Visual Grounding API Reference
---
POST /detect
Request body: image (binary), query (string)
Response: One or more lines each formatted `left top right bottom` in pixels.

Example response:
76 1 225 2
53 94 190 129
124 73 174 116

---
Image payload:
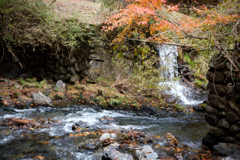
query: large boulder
31 91 53 106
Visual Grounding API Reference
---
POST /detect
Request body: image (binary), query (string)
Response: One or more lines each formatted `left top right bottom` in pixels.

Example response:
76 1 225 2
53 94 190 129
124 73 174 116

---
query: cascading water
157 45 204 105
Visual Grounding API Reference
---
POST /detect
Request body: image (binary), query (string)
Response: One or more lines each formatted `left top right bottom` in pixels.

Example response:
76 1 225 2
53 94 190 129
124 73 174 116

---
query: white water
157 45 203 105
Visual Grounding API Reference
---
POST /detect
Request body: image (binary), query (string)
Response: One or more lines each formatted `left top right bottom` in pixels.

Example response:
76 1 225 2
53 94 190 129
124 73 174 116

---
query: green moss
18 78 25 85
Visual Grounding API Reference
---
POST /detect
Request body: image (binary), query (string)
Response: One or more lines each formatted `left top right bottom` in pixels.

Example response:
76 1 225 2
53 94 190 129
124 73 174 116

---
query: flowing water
0 102 207 159
158 45 206 105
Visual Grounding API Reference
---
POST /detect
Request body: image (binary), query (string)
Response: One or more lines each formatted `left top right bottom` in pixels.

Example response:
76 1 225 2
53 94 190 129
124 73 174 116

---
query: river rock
100 117 119 125
100 133 117 141
139 103 159 115
136 145 158 160
213 143 240 159
75 121 89 128
55 80 66 92
102 145 133 160
31 91 53 106
77 139 102 151
0 62 23 79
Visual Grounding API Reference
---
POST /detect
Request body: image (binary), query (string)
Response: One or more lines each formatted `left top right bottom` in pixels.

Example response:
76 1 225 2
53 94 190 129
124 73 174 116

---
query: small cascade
157 45 204 105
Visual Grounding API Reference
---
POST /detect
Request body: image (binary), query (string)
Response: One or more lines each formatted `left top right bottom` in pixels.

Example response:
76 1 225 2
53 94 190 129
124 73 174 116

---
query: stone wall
0 30 116 84
202 53 240 147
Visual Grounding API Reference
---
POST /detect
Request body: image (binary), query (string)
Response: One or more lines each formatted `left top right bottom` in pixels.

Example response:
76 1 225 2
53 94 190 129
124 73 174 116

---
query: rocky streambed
0 102 210 160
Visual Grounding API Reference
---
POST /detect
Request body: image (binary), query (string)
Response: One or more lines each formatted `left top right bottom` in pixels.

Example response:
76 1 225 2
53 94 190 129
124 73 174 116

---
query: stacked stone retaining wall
203 53 240 147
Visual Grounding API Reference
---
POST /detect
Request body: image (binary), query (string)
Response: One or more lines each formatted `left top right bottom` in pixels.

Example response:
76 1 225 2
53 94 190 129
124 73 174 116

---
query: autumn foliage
103 0 239 44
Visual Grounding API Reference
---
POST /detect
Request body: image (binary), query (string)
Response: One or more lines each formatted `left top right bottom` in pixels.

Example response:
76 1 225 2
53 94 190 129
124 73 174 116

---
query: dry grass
45 0 108 24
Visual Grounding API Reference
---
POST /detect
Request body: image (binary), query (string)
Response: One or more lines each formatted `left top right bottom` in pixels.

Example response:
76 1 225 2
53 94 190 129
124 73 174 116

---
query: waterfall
157 45 203 105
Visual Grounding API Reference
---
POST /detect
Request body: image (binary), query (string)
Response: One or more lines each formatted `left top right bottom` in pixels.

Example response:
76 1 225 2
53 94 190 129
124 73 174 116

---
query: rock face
203 53 240 148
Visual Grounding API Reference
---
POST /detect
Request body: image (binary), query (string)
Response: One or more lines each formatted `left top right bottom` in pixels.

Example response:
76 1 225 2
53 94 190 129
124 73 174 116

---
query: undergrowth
0 0 96 62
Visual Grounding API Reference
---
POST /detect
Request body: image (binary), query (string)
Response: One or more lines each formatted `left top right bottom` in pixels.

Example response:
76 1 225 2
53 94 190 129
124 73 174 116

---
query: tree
103 0 240 70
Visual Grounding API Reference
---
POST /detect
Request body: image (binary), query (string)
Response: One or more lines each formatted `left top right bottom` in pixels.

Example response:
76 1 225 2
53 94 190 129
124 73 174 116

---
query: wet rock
0 62 23 79
55 80 66 92
31 91 53 106
100 133 117 141
102 145 133 160
193 105 205 112
75 121 89 128
139 103 159 115
77 139 102 151
100 117 119 125
136 145 158 160
213 143 240 158
164 133 178 147
109 142 120 149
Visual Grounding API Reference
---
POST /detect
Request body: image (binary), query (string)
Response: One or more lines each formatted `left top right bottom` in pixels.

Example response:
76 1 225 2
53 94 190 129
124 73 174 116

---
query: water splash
157 45 203 105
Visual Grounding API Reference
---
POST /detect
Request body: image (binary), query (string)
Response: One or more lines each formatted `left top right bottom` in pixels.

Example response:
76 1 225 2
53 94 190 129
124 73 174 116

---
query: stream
0 101 207 160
